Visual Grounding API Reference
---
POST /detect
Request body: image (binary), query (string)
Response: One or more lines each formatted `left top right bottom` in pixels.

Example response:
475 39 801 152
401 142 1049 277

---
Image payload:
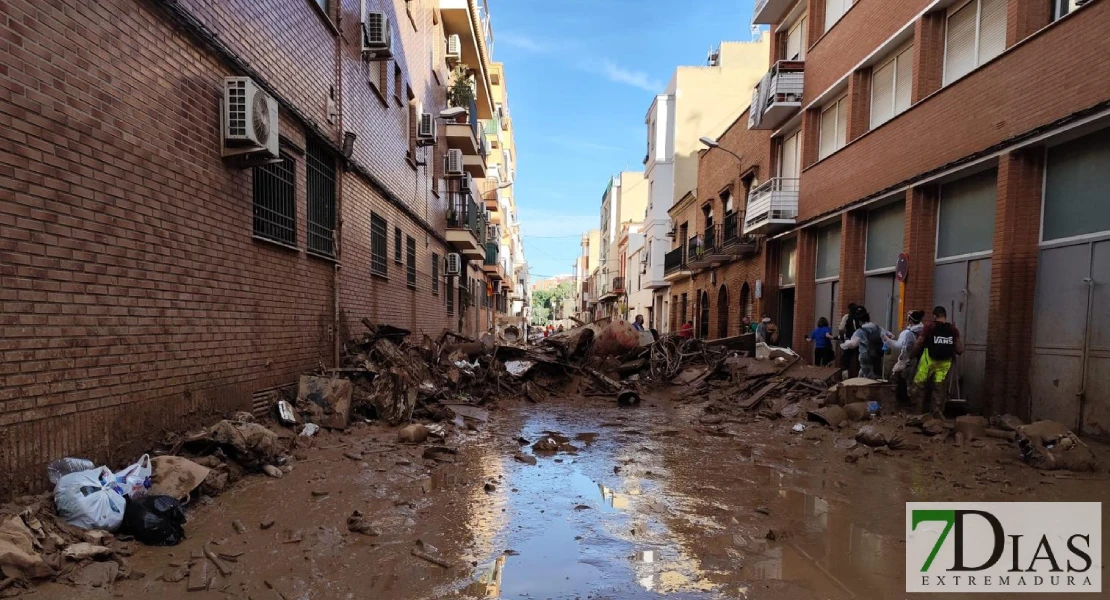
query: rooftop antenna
750 23 762 41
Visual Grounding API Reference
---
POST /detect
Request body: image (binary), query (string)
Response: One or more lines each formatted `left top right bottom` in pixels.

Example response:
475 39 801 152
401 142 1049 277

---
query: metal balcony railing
687 234 702 263
749 61 804 130
664 247 685 274
703 225 717 253
484 242 498 266
612 276 625 292
762 61 804 109
447 190 484 241
723 212 739 243
745 177 800 233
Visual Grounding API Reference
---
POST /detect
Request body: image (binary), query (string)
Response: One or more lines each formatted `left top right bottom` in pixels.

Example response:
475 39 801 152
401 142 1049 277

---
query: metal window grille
406 236 416 288
306 138 336 257
447 275 455 314
394 227 402 262
370 213 387 276
432 253 440 295
252 153 296 245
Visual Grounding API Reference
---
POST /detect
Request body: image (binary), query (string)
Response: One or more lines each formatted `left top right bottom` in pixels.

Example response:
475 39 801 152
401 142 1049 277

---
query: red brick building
734 0 1110 433
0 0 517 493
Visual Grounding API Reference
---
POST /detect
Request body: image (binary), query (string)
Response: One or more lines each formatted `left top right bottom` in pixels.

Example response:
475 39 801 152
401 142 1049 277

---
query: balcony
483 118 501 149
664 246 690 280
482 242 503 280
445 99 489 178
722 212 759 256
440 0 494 119
748 61 805 131
744 178 799 235
446 190 486 259
753 0 799 25
611 276 625 294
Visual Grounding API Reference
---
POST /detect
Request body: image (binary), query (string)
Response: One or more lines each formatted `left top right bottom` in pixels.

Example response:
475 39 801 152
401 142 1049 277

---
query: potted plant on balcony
447 64 475 122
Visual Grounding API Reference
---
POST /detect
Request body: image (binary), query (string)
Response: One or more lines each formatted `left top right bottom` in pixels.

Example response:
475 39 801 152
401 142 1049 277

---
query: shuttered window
781 131 801 178
819 96 847 160
431 253 440 295
406 236 417 288
944 0 1007 85
252 153 297 246
870 45 914 130
785 15 807 60
370 214 387 276
306 138 336 257
824 0 853 32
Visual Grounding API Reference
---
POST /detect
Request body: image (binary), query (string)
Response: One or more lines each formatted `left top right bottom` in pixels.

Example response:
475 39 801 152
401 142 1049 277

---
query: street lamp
699 136 743 164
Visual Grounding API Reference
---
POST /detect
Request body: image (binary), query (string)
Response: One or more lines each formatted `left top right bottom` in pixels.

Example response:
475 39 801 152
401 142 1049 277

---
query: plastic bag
54 467 126 531
121 495 186 546
111 454 152 498
47 457 95 485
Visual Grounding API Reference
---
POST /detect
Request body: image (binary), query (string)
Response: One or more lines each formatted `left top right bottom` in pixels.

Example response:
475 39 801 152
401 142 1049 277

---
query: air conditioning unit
446 253 462 275
360 3 393 58
221 77 279 165
417 113 437 146
445 149 464 176
446 34 461 62
459 173 473 192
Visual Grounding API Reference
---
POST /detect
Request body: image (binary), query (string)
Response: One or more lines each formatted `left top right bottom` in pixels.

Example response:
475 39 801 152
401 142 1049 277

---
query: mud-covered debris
412 540 451 569
149 456 211 501
617 390 641 406
62 542 112 561
845 446 871 463
1016 420 1098 472
992 414 1025 432
261 465 283 479
343 450 364 461
164 564 189 583
181 420 284 470
398 424 430 444
954 415 989 444
422 446 457 462
513 453 537 466
755 506 771 515
791 423 806 433
346 511 380 536
297 376 353 430
573 504 591 511
483 482 496 492
231 520 247 534
259 520 275 530
807 406 847 428
281 530 303 544
834 438 858 450
843 402 874 421
532 438 559 453
202 542 233 577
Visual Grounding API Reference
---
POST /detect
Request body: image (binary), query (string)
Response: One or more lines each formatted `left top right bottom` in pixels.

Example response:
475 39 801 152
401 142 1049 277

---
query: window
394 227 402 262
306 138 336 257
818 96 847 160
369 61 387 101
937 169 997 258
780 130 801 178
432 253 440 295
865 202 905 272
870 44 914 129
824 0 854 32
393 64 403 105
1054 0 1085 20
407 93 418 161
785 14 808 60
1043 127 1110 241
943 0 1006 85
722 189 733 214
447 275 455 313
406 236 417 288
371 214 388 276
815 224 842 280
252 153 296 246
313 0 329 16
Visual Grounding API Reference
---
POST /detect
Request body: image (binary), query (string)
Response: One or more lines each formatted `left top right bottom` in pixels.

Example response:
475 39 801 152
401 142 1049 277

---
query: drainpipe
332 7 344 368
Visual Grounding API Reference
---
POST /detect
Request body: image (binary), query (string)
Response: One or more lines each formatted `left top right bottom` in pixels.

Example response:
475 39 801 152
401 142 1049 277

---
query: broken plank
739 379 783 410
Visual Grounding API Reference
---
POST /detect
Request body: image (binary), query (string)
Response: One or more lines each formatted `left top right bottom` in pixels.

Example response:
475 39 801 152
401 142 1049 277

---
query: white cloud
594 60 663 92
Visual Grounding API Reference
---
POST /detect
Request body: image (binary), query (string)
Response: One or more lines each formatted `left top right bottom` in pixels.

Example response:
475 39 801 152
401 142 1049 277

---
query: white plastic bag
54 467 126 531
111 454 152 498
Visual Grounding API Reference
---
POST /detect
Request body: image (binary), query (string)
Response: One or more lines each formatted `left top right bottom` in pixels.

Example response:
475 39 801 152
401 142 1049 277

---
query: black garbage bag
122 494 187 546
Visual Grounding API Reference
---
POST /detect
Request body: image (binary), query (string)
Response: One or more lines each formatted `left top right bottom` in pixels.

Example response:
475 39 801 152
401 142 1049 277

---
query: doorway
934 258 991 410
699 290 710 339
778 288 795 347
1031 240 1110 437
717 285 729 338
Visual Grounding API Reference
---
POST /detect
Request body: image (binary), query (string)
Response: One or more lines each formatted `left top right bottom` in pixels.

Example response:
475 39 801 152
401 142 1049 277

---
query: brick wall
799 3 1110 221
902 184 939 311
0 0 485 495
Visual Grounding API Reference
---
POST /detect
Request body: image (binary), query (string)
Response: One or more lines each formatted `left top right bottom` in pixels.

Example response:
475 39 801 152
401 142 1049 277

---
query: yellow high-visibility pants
913 349 951 385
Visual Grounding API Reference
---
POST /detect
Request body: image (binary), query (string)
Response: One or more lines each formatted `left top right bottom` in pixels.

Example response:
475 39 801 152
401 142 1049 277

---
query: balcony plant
447 64 475 113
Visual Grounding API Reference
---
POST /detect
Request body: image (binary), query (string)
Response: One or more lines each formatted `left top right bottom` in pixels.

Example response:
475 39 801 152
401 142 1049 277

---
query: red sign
896 253 909 282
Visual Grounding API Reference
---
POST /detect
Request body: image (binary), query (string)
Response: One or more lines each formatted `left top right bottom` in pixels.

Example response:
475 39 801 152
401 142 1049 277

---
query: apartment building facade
739 0 1110 433
0 0 524 493
596 172 649 320
641 39 770 333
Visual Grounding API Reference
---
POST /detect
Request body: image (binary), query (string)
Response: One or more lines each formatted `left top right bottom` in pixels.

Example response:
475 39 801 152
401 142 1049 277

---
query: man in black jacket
910 306 964 415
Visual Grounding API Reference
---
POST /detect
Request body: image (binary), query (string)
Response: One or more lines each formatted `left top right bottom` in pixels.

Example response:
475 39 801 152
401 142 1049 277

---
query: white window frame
870 43 914 129
824 0 854 33
1054 0 1084 20
818 95 848 161
779 129 802 179
785 13 808 60
942 0 1006 86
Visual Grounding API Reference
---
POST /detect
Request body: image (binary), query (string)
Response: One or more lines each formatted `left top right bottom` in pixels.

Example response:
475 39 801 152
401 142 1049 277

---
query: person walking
755 316 773 344
806 317 834 366
838 303 863 378
839 309 889 379
678 320 694 339
884 310 925 407
911 306 963 415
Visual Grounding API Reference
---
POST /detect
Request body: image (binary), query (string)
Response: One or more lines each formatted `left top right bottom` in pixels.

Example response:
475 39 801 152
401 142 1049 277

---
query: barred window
370 213 387 276
252 153 296 246
394 227 402 262
446 275 455 314
306 138 336 257
406 235 416 288
431 253 440 295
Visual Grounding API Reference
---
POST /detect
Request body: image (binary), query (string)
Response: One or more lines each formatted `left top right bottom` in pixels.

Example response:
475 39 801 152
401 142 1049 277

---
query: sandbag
54 467 126 532
121 495 186 546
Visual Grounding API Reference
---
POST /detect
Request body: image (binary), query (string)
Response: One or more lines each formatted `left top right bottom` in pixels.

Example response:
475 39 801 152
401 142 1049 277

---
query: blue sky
491 0 759 283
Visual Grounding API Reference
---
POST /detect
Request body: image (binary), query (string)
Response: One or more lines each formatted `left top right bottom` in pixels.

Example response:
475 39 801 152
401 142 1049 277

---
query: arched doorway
699 290 710 339
739 282 753 325
717 285 729 338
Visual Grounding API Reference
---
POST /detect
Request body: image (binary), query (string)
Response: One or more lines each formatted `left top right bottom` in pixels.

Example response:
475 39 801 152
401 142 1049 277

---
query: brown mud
20 392 1110 599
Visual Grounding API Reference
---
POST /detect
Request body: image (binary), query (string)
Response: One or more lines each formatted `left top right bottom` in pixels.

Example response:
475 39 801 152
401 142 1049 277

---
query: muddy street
19 390 1109 600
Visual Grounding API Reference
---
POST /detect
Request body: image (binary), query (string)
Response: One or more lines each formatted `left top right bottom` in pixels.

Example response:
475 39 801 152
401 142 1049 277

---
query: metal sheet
934 259 992 407
1082 241 1110 437
1031 244 1090 429
778 288 795 348
864 274 898 332
814 281 836 328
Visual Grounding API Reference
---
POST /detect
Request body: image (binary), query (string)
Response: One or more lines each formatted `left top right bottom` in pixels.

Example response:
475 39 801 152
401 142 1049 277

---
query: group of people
806 303 963 415
539 324 565 338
